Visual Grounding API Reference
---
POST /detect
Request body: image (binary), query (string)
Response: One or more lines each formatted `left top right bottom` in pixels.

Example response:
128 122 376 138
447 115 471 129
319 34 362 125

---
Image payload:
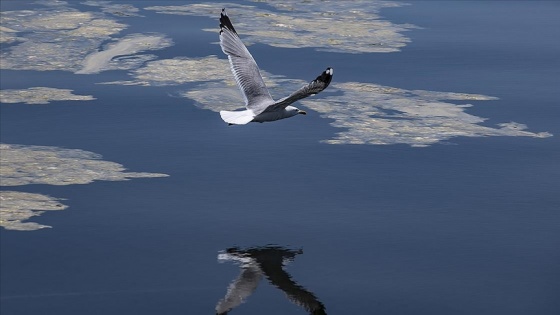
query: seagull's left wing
266 67 333 112
220 9 274 114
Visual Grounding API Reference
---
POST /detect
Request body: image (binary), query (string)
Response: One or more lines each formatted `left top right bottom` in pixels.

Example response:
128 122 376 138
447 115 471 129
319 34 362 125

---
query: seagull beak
298 110 307 115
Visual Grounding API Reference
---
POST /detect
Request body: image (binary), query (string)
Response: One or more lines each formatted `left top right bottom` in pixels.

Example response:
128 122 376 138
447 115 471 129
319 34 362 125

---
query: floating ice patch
0 143 168 231
0 26 19 44
101 55 306 112
76 34 173 74
101 56 232 86
102 54 550 146
0 6 125 71
0 2 171 73
181 82 245 113
144 0 417 54
182 72 306 112
0 191 67 231
0 143 168 187
82 1 142 17
0 87 95 104
300 82 552 146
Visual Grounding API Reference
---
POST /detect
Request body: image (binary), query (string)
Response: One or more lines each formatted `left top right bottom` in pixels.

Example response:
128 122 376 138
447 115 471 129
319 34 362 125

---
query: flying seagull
218 9 333 125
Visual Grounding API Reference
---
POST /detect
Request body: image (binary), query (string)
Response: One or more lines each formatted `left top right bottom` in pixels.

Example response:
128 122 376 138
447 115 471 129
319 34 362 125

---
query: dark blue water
1 1 559 314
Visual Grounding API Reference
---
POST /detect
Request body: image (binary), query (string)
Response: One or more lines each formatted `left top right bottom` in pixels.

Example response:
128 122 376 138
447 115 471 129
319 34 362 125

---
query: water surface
1 1 559 314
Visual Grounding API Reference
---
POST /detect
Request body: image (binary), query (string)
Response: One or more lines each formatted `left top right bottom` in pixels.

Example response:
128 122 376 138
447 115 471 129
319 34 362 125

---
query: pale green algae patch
0 144 168 231
0 87 95 104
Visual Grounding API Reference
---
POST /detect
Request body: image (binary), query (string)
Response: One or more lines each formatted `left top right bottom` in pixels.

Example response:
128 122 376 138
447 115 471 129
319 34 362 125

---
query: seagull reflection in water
215 245 327 315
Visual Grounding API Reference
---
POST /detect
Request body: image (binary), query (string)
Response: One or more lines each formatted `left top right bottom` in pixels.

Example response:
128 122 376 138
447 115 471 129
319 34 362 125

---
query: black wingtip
219 8 237 35
314 67 333 88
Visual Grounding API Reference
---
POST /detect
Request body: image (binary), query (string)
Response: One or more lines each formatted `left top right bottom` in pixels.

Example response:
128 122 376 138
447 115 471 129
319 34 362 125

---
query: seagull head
286 105 307 116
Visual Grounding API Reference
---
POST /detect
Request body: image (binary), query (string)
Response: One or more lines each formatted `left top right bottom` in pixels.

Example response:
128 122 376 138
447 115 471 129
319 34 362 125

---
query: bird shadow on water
215 245 326 315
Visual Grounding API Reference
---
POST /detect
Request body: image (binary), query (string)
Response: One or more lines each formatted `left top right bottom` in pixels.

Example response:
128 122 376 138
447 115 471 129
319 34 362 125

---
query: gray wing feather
220 9 273 114
267 67 333 112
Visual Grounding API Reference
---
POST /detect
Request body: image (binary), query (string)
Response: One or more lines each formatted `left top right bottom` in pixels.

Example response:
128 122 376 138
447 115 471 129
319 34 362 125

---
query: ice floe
0 3 170 73
0 87 95 104
0 143 168 187
82 1 142 17
101 55 550 146
0 143 168 231
301 82 552 146
76 34 173 74
0 191 67 231
145 1 417 54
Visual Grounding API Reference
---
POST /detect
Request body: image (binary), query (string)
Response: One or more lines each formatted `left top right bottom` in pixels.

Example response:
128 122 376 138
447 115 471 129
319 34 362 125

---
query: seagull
218 9 333 125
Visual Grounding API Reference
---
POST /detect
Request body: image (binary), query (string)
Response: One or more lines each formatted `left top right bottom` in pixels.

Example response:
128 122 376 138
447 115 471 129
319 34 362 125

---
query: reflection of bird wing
215 264 264 315
260 264 327 315
267 68 333 112
219 9 274 114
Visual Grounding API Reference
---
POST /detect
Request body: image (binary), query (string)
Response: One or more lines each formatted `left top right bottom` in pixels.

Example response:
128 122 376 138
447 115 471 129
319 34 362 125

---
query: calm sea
1 1 559 314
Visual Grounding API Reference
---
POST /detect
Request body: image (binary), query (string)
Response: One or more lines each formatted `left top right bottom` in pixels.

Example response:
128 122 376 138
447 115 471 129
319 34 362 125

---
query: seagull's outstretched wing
267 68 333 112
220 9 274 114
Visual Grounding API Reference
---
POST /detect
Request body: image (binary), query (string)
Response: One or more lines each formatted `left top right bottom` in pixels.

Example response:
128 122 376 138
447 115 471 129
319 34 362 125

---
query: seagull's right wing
267 68 333 112
220 9 274 114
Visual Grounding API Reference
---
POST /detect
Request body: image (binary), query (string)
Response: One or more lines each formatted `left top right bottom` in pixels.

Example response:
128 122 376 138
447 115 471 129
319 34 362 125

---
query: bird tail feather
220 110 254 125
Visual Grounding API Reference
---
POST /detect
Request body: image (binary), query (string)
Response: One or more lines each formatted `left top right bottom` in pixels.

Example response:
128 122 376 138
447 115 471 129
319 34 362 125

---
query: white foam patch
0 191 67 231
144 1 417 54
0 87 95 104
